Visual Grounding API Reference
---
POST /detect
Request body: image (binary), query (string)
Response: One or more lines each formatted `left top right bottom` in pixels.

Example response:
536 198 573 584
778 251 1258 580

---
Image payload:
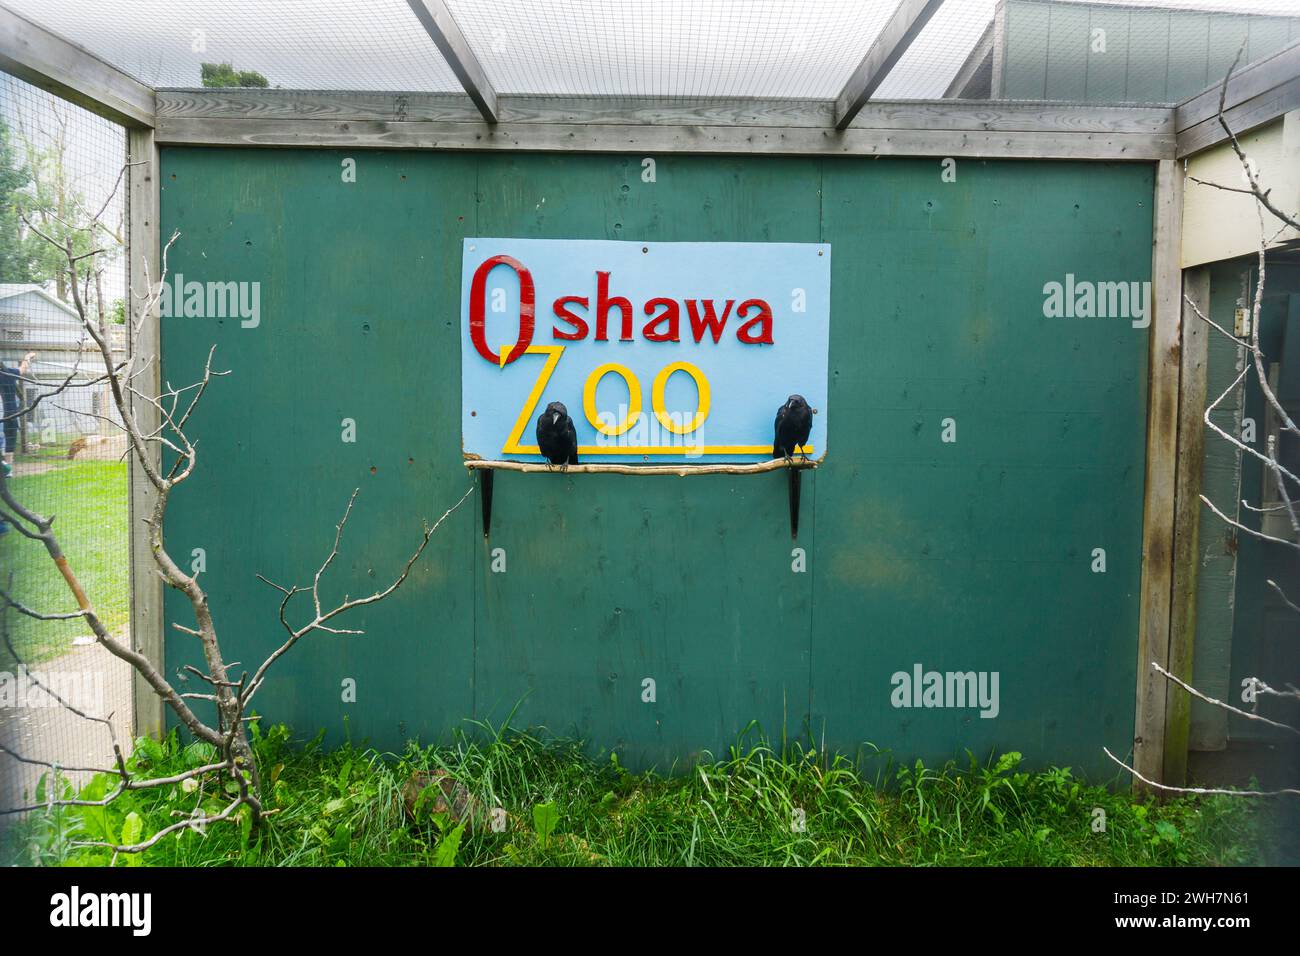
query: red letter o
469 255 535 365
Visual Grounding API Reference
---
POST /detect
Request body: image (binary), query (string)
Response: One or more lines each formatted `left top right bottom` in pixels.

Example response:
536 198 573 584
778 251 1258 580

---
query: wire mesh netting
996 0 1299 104
878 0 1300 101
874 0 1001 100
0 72 134 824
4 0 463 92
445 0 899 98
7 0 1300 105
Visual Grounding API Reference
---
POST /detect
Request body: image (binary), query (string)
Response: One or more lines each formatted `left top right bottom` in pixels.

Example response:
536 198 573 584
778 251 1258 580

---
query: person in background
0 351 36 469
0 352 35 535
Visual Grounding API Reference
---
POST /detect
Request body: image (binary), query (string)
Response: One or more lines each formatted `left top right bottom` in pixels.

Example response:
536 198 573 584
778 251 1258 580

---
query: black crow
773 394 812 461
536 400 579 468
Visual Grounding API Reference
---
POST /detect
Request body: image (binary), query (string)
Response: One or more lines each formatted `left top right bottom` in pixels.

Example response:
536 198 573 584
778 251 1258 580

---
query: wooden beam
156 89 1176 135
1176 39 1300 132
1132 159 1185 791
989 0 1008 99
154 116 1173 160
1176 74 1300 159
1175 39 1300 157
404 0 497 124
835 0 944 130
943 19 994 99
1164 266 1210 787
156 89 479 124
0 3 154 127
126 127 164 739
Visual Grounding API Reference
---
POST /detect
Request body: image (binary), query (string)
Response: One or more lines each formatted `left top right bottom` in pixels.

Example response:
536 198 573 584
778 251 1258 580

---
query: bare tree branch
1105 748 1300 797
1153 661 1299 736
1268 579 1300 616
247 483 475 706
6 162 472 851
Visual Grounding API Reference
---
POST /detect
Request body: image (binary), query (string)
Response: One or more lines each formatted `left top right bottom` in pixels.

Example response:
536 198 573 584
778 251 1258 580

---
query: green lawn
5 723 1278 867
0 460 129 665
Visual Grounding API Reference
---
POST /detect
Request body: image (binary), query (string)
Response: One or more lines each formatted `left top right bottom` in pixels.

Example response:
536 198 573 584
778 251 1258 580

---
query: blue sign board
460 238 830 463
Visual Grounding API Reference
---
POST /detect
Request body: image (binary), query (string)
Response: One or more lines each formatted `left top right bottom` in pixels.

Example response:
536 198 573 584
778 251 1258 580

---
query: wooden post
1132 159 1185 790
1164 266 1210 786
127 127 164 739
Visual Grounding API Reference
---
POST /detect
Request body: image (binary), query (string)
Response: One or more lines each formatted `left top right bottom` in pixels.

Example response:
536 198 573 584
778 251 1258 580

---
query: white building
0 283 127 449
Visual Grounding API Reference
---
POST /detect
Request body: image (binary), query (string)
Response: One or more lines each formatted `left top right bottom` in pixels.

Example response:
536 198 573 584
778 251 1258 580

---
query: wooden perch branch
464 458 819 476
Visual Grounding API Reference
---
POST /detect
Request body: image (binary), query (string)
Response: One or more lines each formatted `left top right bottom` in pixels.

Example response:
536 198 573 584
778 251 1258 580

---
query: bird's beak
552 412 560 424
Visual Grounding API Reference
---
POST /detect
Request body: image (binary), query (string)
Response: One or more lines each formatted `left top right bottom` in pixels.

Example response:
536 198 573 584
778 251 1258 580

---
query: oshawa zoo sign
460 239 831 463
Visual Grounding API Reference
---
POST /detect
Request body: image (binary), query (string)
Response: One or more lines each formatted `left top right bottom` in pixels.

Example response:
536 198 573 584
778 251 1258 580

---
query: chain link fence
0 71 134 835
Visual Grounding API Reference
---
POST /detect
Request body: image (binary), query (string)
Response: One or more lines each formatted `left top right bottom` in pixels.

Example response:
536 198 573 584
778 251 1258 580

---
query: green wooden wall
159 148 1153 778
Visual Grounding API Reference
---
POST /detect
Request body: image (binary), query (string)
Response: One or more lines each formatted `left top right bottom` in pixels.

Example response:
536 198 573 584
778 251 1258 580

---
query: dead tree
0 169 473 855
1107 44 1299 797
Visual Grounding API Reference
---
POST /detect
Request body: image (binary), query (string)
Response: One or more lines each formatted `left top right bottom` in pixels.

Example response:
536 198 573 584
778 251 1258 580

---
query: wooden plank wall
156 148 1156 776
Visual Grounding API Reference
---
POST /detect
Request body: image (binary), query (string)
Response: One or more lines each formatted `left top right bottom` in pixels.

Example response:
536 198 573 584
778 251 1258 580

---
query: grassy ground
0 460 129 664
3 722 1276 867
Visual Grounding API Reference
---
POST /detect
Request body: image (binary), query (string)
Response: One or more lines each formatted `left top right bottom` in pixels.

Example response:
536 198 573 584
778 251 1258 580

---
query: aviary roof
5 0 1300 104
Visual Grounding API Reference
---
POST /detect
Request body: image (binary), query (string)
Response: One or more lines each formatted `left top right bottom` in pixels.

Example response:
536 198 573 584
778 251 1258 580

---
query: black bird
536 400 579 468
773 394 813 541
773 394 813 461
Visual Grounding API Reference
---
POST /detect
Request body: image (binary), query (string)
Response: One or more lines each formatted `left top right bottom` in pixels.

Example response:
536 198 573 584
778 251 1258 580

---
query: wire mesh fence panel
9 0 1300 105
0 72 133 828
878 0 1300 102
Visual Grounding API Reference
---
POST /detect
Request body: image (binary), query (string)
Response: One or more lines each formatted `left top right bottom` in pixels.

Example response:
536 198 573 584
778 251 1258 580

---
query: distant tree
200 62 270 88
10 105 115 303
0 118 41 283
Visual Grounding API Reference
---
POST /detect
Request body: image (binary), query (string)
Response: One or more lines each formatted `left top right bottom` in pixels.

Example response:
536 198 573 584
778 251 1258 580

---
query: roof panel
446 0 900 98
3 0 464 92
3 0 1299 104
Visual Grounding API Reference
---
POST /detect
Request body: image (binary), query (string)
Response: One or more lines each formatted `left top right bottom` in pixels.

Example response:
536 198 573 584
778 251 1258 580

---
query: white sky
6 0 1299 99
0 74 128 303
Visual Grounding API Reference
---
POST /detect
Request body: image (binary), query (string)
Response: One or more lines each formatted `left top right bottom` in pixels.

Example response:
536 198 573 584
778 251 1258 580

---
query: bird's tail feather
788 467 801 540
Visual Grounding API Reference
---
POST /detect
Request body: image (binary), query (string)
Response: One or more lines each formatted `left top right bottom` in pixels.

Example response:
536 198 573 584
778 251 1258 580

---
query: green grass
3 722 1275 867
0 460 129 664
